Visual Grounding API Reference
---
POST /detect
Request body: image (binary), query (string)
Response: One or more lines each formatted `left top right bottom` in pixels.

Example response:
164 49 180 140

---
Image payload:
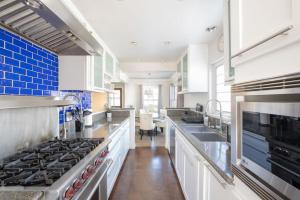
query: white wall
208 32 224 101
184 93 209 108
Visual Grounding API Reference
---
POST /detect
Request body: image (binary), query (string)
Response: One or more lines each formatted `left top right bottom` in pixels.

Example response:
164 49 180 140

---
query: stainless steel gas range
0 137 112 200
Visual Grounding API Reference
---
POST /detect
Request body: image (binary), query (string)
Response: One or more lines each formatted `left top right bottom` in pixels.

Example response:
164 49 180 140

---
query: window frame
215 64 231 115
110 88 122 108
142 85 159 113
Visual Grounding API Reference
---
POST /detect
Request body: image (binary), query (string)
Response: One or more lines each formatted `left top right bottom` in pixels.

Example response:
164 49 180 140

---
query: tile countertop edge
167 116 234 184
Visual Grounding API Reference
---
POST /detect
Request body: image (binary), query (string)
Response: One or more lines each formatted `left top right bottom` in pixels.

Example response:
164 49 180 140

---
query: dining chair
139 113 156 140
155 109 167 135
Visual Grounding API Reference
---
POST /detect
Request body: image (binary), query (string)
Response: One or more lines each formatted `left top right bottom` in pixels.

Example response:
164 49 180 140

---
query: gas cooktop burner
0 138 104 186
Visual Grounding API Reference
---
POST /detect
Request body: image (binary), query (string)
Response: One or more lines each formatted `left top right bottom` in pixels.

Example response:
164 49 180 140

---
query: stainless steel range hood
0 0 103 55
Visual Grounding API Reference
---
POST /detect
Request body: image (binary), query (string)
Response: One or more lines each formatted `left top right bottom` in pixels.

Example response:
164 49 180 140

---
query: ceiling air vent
0 0 102 55
232 73 300 93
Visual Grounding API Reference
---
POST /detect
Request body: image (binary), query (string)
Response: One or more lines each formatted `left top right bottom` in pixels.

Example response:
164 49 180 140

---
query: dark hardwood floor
109 147 185 200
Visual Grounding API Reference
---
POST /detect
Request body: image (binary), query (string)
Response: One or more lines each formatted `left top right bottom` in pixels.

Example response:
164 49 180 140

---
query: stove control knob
87 165 95 174
81 170 89 182
73 179 82 191
64 186 75 200
100 151 107 157
94 158 102 167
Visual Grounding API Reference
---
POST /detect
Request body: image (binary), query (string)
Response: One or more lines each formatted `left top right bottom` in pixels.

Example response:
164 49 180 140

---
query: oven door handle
266 158 300 179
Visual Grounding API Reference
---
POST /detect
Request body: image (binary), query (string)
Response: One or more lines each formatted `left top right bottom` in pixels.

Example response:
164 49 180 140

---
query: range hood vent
0 0 103 55
232 73 300 93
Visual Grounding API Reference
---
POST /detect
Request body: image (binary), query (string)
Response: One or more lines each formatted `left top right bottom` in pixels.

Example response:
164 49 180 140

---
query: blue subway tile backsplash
0 27 92 124
0 28 58 96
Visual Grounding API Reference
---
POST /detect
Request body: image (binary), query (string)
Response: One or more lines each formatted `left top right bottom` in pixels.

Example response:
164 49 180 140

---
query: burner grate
0 138 104 186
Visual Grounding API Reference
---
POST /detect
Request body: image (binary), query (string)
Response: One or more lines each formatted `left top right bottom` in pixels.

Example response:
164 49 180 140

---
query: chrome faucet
61 94 83 138
204 99 222 135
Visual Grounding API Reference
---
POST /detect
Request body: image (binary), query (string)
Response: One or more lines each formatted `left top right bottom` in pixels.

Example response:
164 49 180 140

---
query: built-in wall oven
241 101 300 199
231 73 300 200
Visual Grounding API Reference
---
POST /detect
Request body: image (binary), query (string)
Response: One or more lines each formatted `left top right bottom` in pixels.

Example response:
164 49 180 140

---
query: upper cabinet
59 56 92 91
177 45 208 93
228 0 300 66
59 55 113 92
104 52 114 77
93 55 104 89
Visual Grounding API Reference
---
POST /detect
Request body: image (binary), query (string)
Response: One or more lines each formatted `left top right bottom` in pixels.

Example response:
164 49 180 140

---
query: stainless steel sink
191 132 226 142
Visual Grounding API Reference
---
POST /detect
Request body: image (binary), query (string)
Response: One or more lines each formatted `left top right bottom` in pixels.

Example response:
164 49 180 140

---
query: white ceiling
71 0 223 62
127 71 174 79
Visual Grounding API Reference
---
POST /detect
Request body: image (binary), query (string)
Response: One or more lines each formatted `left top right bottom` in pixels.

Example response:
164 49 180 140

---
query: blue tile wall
0 28 92 124
0 28 58 95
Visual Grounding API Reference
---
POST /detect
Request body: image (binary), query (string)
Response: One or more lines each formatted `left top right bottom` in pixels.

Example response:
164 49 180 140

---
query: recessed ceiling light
130 41 137 46
164 41 171 46
206 26 217 32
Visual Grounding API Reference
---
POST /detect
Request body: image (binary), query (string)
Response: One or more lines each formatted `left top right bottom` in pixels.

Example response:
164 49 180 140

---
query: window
143 85 159 113
109 88 122 108
216 65 231 113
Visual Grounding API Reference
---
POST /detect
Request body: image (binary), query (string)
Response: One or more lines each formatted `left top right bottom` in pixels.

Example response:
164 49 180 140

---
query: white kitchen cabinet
175 135 185 184
104 52 114 77
206 166 234 200
229 0 300 67
175 130 203 200
112 60 121 82
92 55 104 89
177 45 208 93
107 120 130 198
59 55 114 92
183 145 199 200
174 128 258 200
59 56 92 91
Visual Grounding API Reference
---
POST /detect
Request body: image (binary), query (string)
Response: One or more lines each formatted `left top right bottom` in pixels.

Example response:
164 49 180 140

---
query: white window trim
209 58 231 120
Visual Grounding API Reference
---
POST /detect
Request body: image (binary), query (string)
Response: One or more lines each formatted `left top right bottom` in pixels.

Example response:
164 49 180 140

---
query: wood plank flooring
109 147 185 200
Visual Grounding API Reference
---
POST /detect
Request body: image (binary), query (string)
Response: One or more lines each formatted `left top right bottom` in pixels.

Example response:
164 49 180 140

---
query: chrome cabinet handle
232 25 294 58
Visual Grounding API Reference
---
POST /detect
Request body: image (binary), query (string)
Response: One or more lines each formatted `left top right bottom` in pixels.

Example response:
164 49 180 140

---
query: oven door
239 101 300 199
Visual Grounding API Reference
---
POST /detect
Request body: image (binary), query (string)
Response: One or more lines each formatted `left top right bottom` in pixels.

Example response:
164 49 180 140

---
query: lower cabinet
107 120 130 197
175 137 185 184
175 128 257 200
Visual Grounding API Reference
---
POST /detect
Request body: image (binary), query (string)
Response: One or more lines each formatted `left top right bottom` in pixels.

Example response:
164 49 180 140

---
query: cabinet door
105 52 114 76
182 54 188 91
184 149 198 200
93 55 103 89
175 138 184 184
198 160 206 200
231 0 292 55
207 166 232 200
